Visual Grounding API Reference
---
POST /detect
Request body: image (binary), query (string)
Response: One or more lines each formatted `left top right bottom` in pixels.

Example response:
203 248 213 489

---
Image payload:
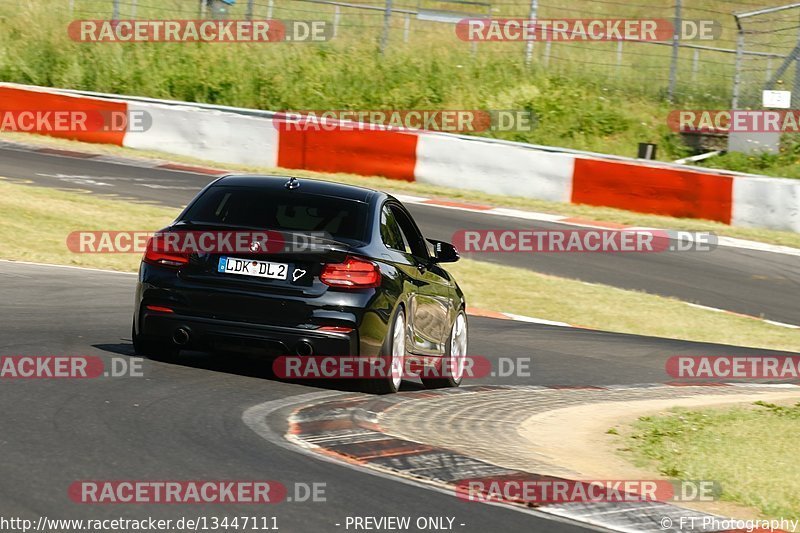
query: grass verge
3 131 800 250
1 179 797 352
623 401 800 524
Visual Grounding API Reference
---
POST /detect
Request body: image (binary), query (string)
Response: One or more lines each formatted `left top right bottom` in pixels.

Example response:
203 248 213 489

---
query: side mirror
427 239 460 263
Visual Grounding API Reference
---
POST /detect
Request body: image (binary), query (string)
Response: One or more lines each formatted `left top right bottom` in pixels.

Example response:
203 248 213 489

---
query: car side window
390 205 429 260
380 205 410 254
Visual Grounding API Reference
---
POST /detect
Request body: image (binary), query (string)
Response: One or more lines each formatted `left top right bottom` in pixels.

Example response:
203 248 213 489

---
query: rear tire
132 319 179 361
422 311 467 389
365 307 406 394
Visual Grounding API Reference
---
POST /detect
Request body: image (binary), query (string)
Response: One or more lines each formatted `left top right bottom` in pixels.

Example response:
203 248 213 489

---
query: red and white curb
391 193 800 259
4 139 800 332
282 384 798 533
6 143 233 176
6 138 800 259
6 82 800 233
467 302 799 332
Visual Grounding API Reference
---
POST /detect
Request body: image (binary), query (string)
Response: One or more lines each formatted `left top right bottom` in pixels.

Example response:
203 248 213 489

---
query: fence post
732 17 745 110
112 0 120 20
199 0 206 19
616 41 623 72
267 0 274 19
524 0 538 65
543 40 551 66
692 48 699 81
131 0 137 18
793 18 800 107
403 13 410 43
246 0 254 20
333 6 341 39
667 0 681 102
379 0 393 55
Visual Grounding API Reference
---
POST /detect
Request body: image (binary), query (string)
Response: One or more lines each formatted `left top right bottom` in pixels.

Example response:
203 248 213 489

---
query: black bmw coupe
132 175 467 393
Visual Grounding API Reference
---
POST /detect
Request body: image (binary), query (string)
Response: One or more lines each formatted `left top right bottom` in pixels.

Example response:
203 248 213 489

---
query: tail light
319 326 354 333
321 256 381 289
143 234 190 268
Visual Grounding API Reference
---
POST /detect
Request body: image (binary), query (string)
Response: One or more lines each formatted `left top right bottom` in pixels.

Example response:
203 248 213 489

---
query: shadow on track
93 341 426 393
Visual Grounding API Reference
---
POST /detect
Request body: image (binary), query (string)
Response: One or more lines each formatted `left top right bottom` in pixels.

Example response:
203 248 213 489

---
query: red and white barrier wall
2 83 798 233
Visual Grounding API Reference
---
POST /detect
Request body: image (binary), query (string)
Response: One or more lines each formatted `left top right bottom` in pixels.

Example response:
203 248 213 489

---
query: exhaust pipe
173 327 190 346
295 340 314 357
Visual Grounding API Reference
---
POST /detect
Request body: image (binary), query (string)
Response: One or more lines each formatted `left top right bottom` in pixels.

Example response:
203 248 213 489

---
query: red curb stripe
326 438 437 461
36 148 101 159
290 418 359 434
424 199 493 211
466 307 509 320
548 385 609 390
560 217 630 229
664 381 733 387
157 163 229 175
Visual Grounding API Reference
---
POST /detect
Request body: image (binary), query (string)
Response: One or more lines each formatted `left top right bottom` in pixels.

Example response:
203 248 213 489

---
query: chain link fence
59 1 799 108
732 3 800 109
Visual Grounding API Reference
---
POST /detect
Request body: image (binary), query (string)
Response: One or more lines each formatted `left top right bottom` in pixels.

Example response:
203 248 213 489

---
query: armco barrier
277 126 418 181
0 85 127 146
571 158 734 223
1 83 798 233
415 133 574 202
125 101 280 168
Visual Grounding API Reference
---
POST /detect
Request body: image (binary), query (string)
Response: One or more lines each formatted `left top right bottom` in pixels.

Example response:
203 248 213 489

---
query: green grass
1 0 799 177
624 401 800 522
699 145 800 179
1 179 797 352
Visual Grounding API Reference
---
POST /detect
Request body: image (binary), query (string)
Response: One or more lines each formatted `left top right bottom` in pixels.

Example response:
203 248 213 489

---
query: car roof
212 175 384 204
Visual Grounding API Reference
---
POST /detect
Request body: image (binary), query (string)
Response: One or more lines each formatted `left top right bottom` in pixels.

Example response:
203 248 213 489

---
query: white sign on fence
762 90 791 109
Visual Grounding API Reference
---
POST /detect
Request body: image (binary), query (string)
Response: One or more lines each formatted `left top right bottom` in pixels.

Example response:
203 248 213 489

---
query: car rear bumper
139 310 359 357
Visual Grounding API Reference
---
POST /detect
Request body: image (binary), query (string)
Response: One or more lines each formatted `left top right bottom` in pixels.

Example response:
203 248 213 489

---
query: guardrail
3 83 798 233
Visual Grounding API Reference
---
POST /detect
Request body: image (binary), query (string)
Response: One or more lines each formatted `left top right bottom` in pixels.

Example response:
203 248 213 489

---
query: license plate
218 257 288 280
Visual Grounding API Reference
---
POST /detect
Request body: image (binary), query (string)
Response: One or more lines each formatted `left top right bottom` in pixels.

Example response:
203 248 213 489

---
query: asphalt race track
0 142 798 325
1 260 795 532
0 143 798 532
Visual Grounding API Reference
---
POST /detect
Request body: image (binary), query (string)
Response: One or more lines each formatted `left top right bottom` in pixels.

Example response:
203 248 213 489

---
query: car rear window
181 186 370 243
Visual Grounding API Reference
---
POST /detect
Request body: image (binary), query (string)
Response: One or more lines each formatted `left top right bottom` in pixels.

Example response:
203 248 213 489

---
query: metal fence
732 2 800 109
65 0 800 108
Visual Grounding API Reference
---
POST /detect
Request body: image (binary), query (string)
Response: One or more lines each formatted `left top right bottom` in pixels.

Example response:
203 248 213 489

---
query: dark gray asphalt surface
0 142 797 324
0 143 797 532
1 261 795 532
